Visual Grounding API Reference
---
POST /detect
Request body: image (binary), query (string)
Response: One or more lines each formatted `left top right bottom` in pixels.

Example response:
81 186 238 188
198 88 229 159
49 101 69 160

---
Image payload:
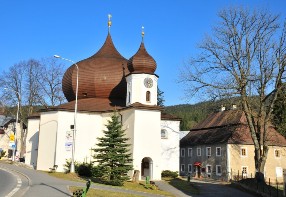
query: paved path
0 161 255 197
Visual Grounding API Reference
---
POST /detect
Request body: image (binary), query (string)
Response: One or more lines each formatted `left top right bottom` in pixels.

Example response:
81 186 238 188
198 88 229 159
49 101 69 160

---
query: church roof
62 32 129 102
180 110 286 147
128 41 157 74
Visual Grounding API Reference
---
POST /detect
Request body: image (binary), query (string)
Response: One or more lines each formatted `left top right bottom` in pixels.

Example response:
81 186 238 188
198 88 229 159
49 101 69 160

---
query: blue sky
0 0 285 106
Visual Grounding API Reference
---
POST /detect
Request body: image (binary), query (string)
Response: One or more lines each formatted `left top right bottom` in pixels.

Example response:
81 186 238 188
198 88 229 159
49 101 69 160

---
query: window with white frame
216 147 221 156
181 164 185 172
197 148 201 156
276 167 282 177
216 165 222 176
188 164 192 172
240 147 247 157
274 149 281 158
181 148 185 157
242 166 248 178
161 129 168 139
206 147 211 156
188 148 193 157
206 165 212 175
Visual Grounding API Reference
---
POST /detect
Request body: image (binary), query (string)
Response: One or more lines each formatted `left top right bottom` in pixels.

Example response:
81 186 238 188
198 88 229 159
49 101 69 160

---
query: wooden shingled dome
128 42 157 74
62 33 129 102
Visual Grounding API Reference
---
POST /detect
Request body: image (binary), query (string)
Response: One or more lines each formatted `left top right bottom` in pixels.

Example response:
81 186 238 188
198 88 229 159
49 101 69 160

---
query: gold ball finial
141 26 145 37
108 14 112 28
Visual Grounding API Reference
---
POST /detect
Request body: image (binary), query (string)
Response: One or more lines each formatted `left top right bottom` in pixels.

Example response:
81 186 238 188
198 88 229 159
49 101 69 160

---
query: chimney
231 104 237 110
220 105 225 111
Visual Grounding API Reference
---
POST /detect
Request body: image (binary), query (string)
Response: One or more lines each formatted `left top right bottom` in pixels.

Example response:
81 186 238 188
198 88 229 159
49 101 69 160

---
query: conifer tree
93 111 133 186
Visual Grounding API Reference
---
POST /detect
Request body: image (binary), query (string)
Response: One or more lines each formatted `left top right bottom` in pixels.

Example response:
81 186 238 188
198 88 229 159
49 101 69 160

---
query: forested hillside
164 98 243 130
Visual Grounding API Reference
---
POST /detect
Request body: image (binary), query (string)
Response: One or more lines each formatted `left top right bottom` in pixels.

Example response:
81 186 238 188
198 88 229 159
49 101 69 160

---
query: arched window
161 129 168 139
146 91 151 102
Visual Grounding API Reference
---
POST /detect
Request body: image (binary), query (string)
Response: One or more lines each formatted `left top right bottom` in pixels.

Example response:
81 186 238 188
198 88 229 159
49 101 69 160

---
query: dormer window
146 91 151 102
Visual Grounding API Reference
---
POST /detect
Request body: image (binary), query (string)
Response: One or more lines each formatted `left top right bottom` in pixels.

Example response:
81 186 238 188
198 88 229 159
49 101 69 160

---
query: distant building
25 18 180 180
0 112 25 159
180 107 286 182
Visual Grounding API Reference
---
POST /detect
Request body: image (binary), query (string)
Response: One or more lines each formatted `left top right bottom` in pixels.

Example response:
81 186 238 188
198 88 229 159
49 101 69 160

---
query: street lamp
54 55 78 173
4 88 20 162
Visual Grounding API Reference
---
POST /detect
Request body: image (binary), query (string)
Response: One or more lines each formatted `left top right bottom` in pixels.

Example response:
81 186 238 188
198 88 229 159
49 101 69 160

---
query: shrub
0 150 6 159
161 170 178 178
77 163 93 177
63 159 80 173
91 165 104 178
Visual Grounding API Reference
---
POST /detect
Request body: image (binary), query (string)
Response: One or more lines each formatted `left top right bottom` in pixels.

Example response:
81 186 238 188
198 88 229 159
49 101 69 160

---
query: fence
230 169 284 197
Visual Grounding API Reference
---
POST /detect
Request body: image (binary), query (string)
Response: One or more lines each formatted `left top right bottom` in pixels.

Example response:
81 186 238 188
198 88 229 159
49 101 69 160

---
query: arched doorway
141 157 153 180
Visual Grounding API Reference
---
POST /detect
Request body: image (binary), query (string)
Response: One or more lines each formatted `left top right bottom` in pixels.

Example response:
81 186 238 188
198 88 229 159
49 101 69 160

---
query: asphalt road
0 161 256 197
0 167 17 197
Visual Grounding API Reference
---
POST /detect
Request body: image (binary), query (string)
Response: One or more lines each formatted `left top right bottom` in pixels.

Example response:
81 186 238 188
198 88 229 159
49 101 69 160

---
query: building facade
180 108 286 183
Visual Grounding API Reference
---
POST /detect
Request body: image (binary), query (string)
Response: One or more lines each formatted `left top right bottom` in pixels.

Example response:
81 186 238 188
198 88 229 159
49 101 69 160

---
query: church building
25 17 180 180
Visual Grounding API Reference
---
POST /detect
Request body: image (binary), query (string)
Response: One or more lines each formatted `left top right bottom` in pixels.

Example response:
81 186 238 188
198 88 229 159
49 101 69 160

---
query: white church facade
25 19 180 180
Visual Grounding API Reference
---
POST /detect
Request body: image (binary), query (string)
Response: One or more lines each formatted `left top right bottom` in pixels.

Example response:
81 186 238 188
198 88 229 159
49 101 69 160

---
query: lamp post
54 55 78 173
4 88 20 162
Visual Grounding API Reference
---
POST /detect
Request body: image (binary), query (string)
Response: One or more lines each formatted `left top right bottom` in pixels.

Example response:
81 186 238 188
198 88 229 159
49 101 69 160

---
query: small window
242 166 248 178
181 148 185 157
197 148 201 156
274 149 280 158
216 147 221 156
181 164 185 172
161 129 167 139
188 148 193 157
241 147 247 157
216 165 222 176
206 165 212 174
146 91 151 102
206 147 211 156
188 164 192 172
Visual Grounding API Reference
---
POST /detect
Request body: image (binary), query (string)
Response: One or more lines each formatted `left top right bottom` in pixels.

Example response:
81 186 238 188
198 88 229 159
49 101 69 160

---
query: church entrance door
141 157 153 180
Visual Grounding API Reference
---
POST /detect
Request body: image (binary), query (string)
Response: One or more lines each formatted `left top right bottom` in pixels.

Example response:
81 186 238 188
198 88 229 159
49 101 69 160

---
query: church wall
37 111 59 171
133 109 162 180
160 120 180 172
25 118 40 168
54 111 104 172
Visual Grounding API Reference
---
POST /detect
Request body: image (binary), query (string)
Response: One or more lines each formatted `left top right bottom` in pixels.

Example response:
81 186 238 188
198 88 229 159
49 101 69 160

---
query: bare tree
180 7 286 180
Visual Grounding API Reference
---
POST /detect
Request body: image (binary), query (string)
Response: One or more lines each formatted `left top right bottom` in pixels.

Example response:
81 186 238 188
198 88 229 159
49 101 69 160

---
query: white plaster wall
54 111 104 172
37 111 58 171
161 120 180 172
25 118 40 168
126 74 158 106
132 109 162 180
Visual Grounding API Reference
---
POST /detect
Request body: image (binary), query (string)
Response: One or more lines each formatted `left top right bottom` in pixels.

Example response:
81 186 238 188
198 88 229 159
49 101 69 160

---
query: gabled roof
180 110 286 147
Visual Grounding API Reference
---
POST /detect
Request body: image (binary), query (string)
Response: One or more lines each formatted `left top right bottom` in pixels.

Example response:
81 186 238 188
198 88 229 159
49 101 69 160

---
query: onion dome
128 29 157 74
62 32 129 102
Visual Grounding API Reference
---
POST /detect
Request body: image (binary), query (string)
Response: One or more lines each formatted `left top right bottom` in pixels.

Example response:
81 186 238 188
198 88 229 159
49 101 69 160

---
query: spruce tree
93 111 133 186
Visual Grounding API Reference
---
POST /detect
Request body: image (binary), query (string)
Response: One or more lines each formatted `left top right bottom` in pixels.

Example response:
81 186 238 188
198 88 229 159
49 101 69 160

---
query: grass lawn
70 186 145 197
48 172 174 196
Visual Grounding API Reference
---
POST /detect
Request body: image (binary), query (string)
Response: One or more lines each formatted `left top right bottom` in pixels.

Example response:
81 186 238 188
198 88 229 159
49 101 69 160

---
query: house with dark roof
180 106 286 182
25 17 181 180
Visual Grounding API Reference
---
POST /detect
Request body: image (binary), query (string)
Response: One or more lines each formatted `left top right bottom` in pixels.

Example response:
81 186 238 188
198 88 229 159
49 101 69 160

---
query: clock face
144 77 153 88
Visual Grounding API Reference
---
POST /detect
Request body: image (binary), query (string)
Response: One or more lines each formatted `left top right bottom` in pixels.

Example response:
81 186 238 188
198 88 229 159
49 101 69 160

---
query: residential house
180 107 286 182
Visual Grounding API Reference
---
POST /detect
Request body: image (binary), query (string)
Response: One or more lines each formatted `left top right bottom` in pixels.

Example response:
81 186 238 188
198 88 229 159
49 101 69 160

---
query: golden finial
108 14 112 30
141 26 145 42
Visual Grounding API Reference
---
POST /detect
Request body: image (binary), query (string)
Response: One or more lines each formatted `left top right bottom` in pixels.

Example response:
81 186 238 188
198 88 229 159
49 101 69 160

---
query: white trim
206 147 211 156
216 147 221 156
206 165 212 175
276 167 282 177
242 166 248 178
188 148 193 157
188 164 192 172
181 164 185 172
226 144 230 180
216 165 222 176
197 147 201 156
240 147 247 157
181 148 185 157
